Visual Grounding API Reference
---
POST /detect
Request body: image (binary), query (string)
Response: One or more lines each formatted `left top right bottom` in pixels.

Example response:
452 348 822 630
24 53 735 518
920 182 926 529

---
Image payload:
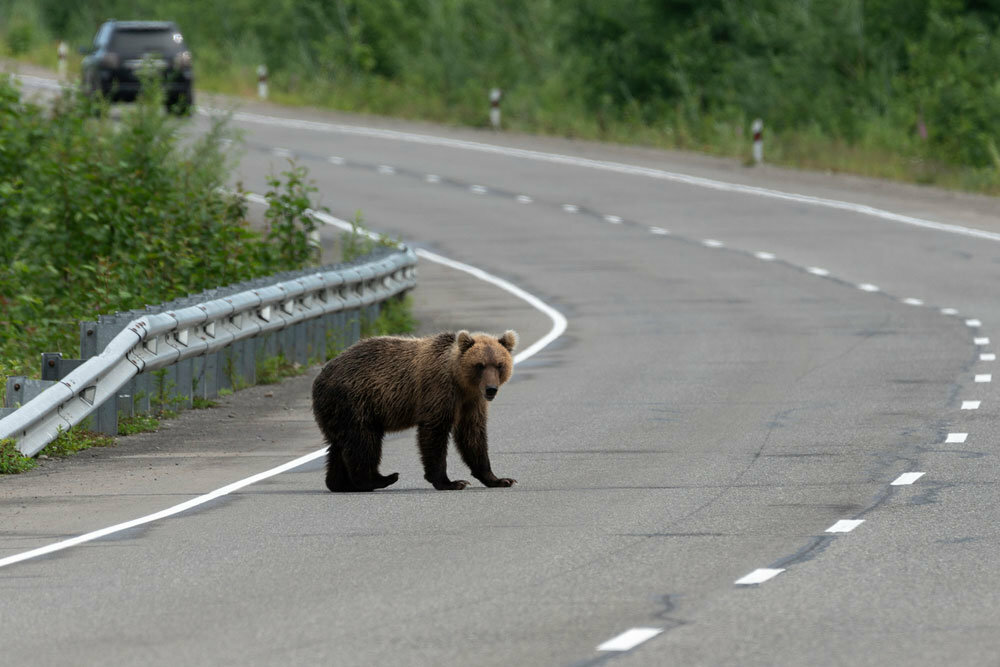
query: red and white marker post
752 118 764 165
489 88 502 130
257 65 268 100
57 41 68 81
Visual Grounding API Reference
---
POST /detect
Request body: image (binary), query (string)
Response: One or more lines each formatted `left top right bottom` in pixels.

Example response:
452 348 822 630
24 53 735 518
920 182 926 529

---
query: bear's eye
476 362 486 371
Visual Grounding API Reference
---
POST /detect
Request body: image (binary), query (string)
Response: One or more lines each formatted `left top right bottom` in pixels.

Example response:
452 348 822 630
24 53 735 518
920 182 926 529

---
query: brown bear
311 329 518 492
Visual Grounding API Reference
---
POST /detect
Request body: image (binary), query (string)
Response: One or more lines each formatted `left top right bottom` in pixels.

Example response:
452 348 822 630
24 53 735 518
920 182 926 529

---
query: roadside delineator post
257 64 268 100
57 41 68 81
489 88 502 130
752 118 763 165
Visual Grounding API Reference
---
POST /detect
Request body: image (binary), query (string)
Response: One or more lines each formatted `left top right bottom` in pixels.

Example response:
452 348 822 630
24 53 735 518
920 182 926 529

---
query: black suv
81 20 193 113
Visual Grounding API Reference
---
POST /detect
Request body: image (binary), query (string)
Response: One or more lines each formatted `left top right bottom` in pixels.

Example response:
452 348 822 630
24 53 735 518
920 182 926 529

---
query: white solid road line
0 197 567 571
891 472 926 486
597 628 663 652
735 568 785 585
0 448 327 570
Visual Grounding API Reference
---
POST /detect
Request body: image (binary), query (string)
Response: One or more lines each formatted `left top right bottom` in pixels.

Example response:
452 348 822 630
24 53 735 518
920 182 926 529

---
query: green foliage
118 414 160 435
362 295 416 338
341 212 400 262
0 74 322 392
256 353 302 385
5 0 998 189
0 438 35 473
40 426 114 458
263 163 323 268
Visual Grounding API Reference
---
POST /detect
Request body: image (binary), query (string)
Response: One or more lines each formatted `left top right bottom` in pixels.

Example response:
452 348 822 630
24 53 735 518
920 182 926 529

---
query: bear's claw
434 479 470 490
488 477 517 487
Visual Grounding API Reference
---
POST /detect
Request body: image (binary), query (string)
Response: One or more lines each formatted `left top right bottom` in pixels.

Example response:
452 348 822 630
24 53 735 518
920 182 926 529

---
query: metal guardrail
0 247 418 457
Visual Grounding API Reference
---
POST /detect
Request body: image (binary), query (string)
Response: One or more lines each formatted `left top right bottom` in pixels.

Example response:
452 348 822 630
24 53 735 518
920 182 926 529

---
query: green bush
0 74 323 398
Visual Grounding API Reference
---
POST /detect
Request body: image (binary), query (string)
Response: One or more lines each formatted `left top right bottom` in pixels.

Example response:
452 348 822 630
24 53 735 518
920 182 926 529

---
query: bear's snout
485 385 498 401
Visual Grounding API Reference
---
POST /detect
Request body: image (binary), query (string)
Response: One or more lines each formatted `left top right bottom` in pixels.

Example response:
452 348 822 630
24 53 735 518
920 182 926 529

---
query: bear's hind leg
325 444 357 493
343 428 397 492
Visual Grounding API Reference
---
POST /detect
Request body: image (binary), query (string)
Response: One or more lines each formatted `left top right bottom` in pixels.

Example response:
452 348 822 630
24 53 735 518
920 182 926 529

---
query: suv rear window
109 29 183 57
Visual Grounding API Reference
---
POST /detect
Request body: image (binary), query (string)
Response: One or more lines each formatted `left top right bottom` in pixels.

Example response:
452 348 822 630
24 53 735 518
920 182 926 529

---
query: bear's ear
498 330 518 352
457 330 476 353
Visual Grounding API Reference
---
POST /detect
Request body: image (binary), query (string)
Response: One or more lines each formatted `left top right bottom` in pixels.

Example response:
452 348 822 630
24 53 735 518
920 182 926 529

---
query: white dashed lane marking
561 203 579 213
807 267 830 276
857 283 879 292
941 308 959 315
975 337 990 345
891 472 926 486
702 239 724 248
735 568 785 585
945 433 968 444
470 185 488 194
649 227 669 235
596 628 663 652
516 195 533 203
975 374 992 383
328 155 345 165
754 251 776 261
826 519 865 533
961 401 981 410
903 298 924 306
377 165 396 175
604 215 623 224
425 174 441 183
966 319 982 327
981 353 996 361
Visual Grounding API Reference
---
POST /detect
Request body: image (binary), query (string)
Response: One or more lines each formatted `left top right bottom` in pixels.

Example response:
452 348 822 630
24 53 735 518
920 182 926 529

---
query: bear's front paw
433 479 470 490
487 477 517 487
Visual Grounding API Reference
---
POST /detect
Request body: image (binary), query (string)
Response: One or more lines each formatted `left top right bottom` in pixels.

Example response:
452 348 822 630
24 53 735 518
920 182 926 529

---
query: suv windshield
109 29 183 57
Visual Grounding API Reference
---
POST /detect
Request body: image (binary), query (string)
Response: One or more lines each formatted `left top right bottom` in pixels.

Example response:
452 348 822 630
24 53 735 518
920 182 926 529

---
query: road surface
3 67 1000 666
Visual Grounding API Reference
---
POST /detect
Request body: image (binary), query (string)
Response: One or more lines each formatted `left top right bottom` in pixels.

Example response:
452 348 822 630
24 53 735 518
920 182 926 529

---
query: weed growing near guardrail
362 295 416 338
340 213 400 262
117 415 159 436
41 426 114 458
0 437 35 473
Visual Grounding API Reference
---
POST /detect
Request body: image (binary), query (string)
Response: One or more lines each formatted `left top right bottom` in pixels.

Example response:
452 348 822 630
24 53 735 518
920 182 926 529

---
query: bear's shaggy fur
312 329 518 492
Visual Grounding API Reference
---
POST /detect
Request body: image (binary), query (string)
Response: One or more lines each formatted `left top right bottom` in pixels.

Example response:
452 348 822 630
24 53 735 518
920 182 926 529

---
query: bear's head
455 330 518 401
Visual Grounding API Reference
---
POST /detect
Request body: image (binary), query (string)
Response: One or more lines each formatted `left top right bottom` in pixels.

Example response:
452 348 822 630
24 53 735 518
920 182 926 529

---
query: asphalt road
4 68 1000 666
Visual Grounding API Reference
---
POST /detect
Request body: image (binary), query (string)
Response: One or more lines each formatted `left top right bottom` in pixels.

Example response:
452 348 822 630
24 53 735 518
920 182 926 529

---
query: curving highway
3 72 1000 666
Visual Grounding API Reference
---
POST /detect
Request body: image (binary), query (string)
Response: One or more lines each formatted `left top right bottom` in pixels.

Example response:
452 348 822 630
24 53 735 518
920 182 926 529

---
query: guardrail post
5 377 59 408
126 309 152 415
80 321 98 359
92 315 119 435
172 301 194 410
